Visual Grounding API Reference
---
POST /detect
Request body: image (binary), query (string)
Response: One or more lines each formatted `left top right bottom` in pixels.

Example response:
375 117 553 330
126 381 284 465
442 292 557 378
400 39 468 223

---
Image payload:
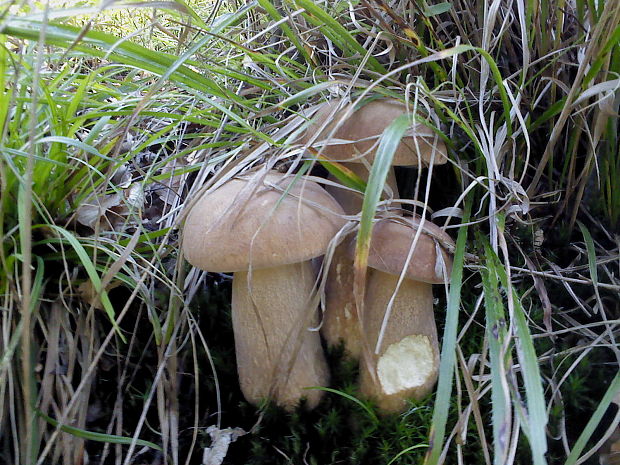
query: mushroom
301 98 447 357
303 98 447 212
182 172 345 409
350 216 454 413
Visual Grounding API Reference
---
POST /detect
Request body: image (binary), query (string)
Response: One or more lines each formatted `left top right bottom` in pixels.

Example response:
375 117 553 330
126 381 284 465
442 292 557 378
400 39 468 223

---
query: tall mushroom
301 98 447 357
182 171 345 409
351 216 454 413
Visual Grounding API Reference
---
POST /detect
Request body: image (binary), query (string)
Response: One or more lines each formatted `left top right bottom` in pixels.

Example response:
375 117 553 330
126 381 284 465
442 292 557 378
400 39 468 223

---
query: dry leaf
202 426 246 465
76 193 122 229
77 279 122 311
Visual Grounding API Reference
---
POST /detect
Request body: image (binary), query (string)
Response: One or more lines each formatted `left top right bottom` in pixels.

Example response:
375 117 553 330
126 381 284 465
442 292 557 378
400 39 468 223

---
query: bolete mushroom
182 171 345 409
301 98 447 357
350 216 454 413
303 98 447 212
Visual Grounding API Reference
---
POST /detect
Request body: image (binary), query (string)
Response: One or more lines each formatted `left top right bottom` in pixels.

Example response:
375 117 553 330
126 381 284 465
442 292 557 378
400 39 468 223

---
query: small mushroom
301 98 447 357
304 98 447 168
349 216 454 413
303 97 447 213
182 172 345 409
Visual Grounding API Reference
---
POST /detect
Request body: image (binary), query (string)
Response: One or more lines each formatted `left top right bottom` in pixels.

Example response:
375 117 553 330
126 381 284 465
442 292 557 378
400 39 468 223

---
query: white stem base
359 271 439 413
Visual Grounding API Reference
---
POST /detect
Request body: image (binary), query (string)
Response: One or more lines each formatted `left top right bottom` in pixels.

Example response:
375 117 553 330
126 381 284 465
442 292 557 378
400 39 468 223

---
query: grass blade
353 113 409 293
480 238 512 465
493 245 549 464
306 386 379 423
288 0 386 74
388 444 429 465
577 221 603 312
565 371 620 465
2 18 251 108
425 199 471 465
257 0 315 66
40 224 124 340
37 410 163 452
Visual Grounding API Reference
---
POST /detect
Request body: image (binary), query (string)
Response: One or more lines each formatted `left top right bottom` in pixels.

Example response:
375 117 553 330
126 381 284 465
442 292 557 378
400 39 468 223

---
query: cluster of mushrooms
182 98 455 414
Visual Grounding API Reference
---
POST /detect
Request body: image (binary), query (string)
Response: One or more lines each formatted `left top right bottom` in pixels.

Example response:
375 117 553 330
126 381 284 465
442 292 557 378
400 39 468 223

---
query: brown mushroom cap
183 172 346 272
348 216 454 284
303 99 447 166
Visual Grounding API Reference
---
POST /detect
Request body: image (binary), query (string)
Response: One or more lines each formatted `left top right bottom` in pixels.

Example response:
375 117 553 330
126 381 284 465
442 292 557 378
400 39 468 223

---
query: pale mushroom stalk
359 273 439 413
302 98 447 358
347 217 454 413
321 164 400 357
232 263 328 408
183 172 345 410
321 243 360 354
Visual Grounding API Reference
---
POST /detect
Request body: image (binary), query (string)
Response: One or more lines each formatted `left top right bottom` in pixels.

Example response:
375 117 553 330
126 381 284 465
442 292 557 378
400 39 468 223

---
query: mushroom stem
232 261 329 410
359 271 439 413
322 243 361 355
322 163 400 357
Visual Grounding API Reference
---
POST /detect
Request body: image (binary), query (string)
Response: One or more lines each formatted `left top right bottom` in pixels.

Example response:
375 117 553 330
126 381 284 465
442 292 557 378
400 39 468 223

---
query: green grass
1 0 619 464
